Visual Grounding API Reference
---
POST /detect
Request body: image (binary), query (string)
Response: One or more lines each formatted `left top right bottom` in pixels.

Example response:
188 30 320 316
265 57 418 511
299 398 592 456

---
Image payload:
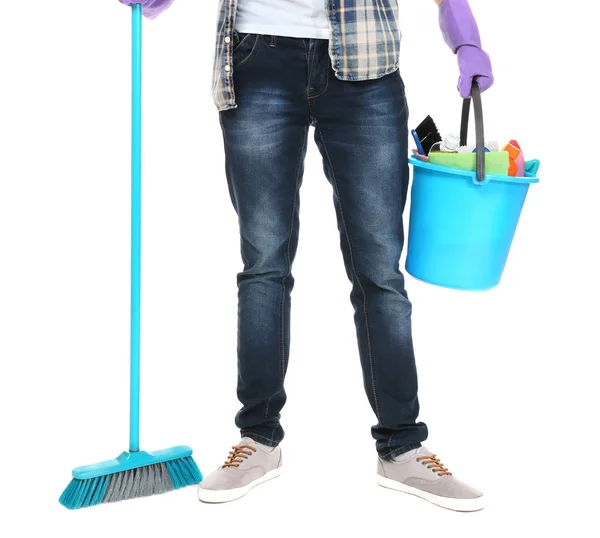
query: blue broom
59 4 202 509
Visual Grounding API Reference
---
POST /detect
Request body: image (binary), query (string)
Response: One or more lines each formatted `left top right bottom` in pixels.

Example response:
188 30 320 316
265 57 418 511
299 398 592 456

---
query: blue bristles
59 456 202 510
166 456 202 489
59 475 110 510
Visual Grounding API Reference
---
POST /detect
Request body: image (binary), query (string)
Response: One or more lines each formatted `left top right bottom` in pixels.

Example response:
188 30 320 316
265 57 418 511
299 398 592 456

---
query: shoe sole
376 474 485 512
197 467 282 504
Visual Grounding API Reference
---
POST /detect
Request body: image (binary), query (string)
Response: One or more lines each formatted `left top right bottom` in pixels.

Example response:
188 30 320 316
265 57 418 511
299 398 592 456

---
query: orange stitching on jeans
264 125 309 426
308 57 330 100
315 126 383 424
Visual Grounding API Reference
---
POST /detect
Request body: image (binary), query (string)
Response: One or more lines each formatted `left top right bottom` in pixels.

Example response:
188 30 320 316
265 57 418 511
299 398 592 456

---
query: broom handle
130 3 142 452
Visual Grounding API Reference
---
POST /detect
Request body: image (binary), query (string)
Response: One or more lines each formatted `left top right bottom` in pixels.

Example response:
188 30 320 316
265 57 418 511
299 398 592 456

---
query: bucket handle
459 81 486 183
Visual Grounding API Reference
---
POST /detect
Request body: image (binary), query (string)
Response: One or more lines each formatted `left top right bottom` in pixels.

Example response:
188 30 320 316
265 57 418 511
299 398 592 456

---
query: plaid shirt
212 0 401 111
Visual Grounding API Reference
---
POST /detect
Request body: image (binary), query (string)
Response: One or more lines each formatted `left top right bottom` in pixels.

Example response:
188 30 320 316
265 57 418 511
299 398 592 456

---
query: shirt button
224 36 231 44
224 64 231 72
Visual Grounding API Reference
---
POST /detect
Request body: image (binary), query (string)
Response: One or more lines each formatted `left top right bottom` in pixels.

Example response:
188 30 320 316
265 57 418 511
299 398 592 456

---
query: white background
1 0 598 536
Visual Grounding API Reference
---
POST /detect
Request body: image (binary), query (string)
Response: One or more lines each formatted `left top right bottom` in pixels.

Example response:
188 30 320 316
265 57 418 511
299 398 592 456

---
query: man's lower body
198 34 483 511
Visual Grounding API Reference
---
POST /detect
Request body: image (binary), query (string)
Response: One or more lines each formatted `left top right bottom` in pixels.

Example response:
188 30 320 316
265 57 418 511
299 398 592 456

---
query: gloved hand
119 0 174 20
438 0 494 98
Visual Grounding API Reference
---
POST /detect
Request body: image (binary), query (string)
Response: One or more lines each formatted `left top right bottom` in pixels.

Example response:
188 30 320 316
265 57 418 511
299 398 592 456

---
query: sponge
428 151 510 175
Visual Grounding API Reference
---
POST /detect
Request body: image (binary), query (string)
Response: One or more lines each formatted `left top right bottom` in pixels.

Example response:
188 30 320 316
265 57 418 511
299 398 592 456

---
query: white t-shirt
235 0 330 40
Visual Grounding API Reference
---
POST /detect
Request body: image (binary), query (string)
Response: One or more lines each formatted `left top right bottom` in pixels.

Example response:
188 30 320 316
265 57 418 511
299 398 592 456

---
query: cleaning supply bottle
430 132 460 153
486 140 499 152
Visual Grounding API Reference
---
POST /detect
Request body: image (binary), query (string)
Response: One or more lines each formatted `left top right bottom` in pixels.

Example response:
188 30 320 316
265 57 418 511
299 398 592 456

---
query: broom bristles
59 456 201 510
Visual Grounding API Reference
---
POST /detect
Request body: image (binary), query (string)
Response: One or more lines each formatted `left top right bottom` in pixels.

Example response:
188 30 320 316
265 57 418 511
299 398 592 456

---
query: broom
59 4 202 509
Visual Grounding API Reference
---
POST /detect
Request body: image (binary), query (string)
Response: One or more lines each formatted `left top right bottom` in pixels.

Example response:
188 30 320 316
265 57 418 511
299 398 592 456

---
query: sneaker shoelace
222 444 257 468
416 454 452 477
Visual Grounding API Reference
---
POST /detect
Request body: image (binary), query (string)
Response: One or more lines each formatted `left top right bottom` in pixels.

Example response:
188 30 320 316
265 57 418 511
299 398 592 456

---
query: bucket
406 85 539 291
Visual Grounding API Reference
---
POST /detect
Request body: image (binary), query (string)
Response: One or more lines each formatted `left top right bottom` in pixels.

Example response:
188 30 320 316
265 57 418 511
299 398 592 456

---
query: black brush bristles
414 115 442 154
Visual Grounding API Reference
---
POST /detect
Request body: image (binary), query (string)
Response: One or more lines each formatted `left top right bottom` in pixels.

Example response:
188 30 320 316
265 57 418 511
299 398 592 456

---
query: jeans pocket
232 31 249 52
232 33 260 69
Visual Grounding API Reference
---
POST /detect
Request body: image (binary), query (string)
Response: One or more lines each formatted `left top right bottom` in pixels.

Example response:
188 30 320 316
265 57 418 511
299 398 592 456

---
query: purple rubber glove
119 0 174 19
439 0 494 98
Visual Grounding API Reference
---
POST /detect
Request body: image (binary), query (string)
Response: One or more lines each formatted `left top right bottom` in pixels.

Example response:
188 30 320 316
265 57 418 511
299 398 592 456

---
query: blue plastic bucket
406 158 539 291
406 84 539 291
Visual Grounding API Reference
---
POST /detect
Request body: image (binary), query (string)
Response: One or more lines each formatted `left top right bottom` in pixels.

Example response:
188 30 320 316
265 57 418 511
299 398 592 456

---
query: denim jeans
219 34 428 460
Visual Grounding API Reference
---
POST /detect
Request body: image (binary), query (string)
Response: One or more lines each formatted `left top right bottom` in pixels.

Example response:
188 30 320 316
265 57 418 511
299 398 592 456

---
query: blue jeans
219 34 428 460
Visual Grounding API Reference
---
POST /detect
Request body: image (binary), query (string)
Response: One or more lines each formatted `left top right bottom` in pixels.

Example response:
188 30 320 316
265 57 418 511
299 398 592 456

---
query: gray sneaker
197 437 282 503
377 447 485 512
